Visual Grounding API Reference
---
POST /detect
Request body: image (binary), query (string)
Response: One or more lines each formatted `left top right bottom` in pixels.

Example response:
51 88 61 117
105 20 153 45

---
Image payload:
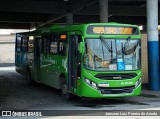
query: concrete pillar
66 13 73 25
147 0 160 90
99 0 108 22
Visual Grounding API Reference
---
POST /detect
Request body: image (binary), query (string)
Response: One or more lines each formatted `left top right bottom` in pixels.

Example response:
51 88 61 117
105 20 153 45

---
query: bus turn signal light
60 35 67 39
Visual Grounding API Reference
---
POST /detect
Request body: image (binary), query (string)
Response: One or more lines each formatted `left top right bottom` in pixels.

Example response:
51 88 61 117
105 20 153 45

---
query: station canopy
0 0 159 29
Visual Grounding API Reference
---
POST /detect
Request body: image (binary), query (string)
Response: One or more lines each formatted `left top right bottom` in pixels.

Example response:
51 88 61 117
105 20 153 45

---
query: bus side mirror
79 42 85 54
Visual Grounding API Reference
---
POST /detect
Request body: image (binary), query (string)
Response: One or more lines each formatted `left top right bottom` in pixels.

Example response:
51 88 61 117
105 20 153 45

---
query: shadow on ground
0 68 160 110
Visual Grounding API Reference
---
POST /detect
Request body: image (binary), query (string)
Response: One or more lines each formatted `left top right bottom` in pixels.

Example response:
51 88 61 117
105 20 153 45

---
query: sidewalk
141 89 160 98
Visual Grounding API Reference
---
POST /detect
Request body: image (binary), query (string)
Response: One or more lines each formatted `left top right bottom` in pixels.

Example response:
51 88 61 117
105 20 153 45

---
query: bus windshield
84 38 141 71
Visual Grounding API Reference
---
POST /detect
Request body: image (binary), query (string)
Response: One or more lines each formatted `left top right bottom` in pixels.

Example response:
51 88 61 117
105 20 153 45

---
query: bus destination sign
87 26 139 35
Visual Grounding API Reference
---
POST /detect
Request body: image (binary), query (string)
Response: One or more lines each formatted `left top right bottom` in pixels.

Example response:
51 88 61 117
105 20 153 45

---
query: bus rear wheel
60 77 74 100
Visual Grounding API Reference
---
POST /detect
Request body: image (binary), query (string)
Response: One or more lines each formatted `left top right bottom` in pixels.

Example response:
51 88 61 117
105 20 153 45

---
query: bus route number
92 27 133 35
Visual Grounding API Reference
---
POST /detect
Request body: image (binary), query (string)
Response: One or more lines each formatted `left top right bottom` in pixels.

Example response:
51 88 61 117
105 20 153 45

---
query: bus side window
42 35 51 54
16 36 22 51
50 34 58 55
58 33 67 55
59 41 67 55
50 41 57 54
22 36 28 52
28 36 34 53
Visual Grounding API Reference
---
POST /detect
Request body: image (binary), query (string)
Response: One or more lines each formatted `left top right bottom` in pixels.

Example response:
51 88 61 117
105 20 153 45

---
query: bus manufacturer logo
113 77 122 79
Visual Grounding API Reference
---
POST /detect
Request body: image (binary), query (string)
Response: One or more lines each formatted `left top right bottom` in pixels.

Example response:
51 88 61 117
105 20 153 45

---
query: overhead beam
0 0 157 29
0 12 46 23
39 14 66 27
54 15 146 25
0 15 149 29
69 0 98 13
76 5 147 16
0 0 67 13
38 0 98 27
0 22 30 29
109 16 146 25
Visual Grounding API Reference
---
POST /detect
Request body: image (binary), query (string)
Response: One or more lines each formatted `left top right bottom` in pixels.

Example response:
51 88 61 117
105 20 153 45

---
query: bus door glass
21 36 28 66
40 35 50 82
34 37 41 81
68 35 81 92
28 36 34 71
15 35 22 66
45 34 59 87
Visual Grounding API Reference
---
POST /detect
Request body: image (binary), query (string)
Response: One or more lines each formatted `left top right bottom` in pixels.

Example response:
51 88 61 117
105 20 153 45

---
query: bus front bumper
76 81 141 98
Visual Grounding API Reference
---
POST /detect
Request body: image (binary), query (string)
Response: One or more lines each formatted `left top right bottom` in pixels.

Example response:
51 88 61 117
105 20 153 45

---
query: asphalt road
0 66 160 112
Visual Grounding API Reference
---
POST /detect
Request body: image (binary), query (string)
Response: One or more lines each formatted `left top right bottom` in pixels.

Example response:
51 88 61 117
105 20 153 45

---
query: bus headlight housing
84 78 98 89
135 78 141 88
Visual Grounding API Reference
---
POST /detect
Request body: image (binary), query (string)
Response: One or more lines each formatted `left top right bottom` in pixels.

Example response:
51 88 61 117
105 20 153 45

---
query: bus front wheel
60 77 74 100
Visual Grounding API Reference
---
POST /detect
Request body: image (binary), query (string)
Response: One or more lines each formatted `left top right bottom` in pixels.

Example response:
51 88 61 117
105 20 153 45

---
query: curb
140 92 160 98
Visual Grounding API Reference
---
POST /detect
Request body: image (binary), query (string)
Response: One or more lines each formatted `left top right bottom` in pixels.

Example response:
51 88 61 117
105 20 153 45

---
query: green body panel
15 23 142 98
40 54 67 89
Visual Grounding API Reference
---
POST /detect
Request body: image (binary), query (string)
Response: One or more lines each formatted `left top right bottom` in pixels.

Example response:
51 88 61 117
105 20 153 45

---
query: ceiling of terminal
0 0 159 29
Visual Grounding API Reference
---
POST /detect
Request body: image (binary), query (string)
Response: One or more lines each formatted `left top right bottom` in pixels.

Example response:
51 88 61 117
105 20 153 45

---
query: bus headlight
135 78 141 88
91 82 97 89
85 78 91 84
84 78 98 89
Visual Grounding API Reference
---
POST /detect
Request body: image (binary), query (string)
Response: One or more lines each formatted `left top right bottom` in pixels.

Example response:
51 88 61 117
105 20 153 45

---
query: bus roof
16 29 42 36
17 23 139 36
41 22 139 34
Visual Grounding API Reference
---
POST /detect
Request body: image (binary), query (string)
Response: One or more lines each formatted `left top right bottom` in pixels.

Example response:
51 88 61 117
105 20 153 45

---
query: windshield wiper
126 36 131 43
122 36 131 54
123 36 138 55
99 36 114 63
99 36 112 52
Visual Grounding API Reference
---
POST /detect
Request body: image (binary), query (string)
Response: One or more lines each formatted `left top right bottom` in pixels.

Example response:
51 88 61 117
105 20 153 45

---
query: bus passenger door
68 35 80 93
34 37 41 82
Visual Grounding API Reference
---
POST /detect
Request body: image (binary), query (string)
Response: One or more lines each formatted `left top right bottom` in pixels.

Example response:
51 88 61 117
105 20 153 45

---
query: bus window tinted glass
16 36 22 51
42 35 50 54
50 34 58 54
42 37 47 53
59 41 67 55
22 37 28 52
50 42 57 54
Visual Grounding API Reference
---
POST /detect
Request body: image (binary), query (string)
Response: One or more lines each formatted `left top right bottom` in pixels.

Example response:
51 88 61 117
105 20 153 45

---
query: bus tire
60 77 74 100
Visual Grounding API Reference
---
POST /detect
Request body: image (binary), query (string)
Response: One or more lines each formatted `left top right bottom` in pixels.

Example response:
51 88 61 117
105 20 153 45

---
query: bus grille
99 86 134 94
95 73 137 80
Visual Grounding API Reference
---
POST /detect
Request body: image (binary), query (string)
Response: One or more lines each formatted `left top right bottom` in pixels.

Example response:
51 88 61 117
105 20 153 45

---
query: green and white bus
15 23 142 100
